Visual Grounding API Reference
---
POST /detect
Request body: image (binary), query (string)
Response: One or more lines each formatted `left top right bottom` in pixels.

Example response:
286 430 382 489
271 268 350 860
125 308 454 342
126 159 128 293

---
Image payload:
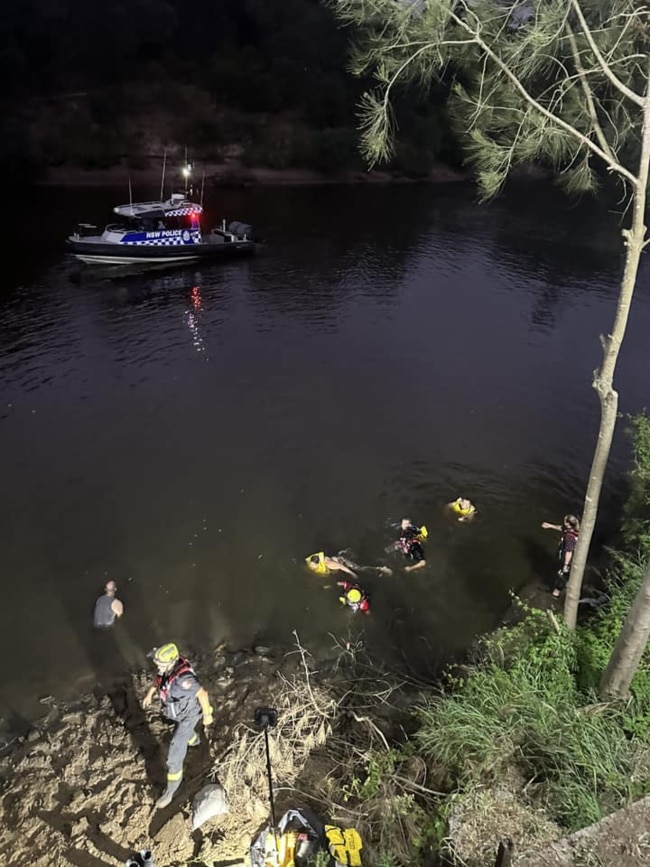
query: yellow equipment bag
418 525 428 540
324 824 363 866
263 830 297 866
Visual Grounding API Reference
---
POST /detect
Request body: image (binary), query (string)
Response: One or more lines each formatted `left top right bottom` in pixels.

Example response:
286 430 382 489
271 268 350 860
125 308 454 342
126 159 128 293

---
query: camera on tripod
254 707 278 729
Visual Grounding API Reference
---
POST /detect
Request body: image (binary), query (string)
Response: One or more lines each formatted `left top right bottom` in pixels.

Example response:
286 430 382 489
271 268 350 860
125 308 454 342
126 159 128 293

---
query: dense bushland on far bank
0 0 460 180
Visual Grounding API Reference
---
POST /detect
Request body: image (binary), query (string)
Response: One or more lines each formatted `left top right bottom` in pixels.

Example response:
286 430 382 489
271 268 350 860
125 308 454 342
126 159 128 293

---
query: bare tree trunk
600 560 650 697
563 81 650 630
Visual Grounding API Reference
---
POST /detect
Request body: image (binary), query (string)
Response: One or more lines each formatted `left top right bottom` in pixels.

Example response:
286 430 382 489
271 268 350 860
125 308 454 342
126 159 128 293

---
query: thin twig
291 630 321 713
547 610 562 635
348 712 391 752
570 0 644 106
274 786 369 817
565 24 616 162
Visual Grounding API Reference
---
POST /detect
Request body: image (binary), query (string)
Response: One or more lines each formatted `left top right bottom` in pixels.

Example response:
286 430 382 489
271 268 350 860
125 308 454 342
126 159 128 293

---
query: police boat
66 193 256 265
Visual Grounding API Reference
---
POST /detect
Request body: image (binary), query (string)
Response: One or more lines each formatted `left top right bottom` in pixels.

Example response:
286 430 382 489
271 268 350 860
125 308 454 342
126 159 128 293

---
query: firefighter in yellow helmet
142 643 214 809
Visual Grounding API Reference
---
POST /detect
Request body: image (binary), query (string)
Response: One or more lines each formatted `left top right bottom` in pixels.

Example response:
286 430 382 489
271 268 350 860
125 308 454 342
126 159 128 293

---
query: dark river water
1 181 649 721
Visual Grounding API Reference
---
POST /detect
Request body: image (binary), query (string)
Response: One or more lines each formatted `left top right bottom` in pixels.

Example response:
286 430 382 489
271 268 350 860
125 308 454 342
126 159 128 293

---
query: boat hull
66 236 255 265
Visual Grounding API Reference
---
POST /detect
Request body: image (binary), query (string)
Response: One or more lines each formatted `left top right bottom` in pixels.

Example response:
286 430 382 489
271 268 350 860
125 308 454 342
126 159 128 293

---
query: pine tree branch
446 2 638 187
378 39 475 131
570 0 644 107
565 24 616 163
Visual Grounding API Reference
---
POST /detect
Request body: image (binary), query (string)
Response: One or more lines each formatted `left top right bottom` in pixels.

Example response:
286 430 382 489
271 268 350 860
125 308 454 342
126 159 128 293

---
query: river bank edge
2 417 648 867
2 582 648 867
36 159 468 189
1 581 647 867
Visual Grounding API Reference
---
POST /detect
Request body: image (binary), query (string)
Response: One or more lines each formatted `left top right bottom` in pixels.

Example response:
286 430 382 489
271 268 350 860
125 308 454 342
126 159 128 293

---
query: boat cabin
101 194 203 246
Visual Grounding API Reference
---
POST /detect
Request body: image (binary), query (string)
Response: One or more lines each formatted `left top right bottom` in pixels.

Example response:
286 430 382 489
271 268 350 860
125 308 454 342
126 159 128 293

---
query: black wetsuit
398 525 425 562
555 529 578 591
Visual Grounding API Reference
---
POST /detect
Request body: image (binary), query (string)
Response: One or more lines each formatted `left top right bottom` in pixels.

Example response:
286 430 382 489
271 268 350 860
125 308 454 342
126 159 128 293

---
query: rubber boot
155 777 182 809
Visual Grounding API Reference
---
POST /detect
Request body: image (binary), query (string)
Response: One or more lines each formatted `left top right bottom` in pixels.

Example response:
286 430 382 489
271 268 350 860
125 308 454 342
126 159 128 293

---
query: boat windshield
108 213 200 233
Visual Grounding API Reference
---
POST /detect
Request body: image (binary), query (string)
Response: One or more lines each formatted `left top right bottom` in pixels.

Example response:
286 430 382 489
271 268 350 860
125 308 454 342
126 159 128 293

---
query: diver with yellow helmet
337 580 370 614
447 497 477 523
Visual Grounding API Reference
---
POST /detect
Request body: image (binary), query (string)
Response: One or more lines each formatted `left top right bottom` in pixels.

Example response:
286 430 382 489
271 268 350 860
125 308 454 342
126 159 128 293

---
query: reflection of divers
337 580 370 614
185 285 206 355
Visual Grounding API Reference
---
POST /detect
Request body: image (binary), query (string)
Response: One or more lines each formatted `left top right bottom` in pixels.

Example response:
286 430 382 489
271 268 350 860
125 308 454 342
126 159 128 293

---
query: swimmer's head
307 553 328 573
400 518 411 531
458 498 472 510
563 514 580 532
347 588 362 604
105 580 117 596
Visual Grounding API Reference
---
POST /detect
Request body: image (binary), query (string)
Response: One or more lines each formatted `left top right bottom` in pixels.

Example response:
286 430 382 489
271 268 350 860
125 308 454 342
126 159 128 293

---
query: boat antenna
184 147 188 194
160 150 167 203
200 169 205 206
128 173 133 214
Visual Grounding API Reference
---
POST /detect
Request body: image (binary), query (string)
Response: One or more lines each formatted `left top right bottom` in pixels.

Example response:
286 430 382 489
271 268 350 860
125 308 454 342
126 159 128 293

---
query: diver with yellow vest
447 497 477 523
305 551 358 578
306 549 393 579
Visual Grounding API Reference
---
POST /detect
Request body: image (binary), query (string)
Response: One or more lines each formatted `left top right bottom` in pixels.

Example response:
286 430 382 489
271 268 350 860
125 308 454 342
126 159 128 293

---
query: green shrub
416 609 646 831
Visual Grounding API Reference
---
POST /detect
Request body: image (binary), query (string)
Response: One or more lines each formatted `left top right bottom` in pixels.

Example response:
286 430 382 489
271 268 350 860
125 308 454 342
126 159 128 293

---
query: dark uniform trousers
165 706 202 791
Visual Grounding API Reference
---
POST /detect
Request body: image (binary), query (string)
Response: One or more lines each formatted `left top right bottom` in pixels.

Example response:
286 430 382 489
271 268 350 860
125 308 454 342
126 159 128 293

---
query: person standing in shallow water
541 514 580 598
93 580 124 628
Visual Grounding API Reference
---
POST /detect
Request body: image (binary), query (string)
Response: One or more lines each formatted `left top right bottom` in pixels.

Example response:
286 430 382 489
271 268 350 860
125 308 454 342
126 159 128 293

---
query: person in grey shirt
93 580 124 628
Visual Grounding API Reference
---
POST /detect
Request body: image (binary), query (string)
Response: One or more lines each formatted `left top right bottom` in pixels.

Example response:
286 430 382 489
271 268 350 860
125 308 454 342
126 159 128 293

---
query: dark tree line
0 0 458 177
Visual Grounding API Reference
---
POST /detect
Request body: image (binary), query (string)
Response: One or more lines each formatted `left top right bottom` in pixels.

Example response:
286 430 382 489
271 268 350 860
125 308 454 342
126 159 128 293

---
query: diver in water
306 550 393 578
395 518 427 572
447 497 476 522
306 551 357 578
337 580 370 614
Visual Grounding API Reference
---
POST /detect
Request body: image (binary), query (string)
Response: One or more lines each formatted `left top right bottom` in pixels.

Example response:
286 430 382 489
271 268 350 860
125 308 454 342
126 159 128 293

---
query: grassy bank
334 415 650 865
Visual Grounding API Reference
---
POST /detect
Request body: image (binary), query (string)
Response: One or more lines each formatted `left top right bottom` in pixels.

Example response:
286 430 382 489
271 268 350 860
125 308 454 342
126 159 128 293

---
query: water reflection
185 286 207 356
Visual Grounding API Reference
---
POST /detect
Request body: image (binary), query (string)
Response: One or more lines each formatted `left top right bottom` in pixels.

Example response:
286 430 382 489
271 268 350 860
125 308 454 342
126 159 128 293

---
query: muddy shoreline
0 638 416 867
0 641 309 866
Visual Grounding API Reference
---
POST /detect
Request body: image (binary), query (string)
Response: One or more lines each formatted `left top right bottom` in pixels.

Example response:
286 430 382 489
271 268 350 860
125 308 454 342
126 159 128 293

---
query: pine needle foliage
332 0 650 198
